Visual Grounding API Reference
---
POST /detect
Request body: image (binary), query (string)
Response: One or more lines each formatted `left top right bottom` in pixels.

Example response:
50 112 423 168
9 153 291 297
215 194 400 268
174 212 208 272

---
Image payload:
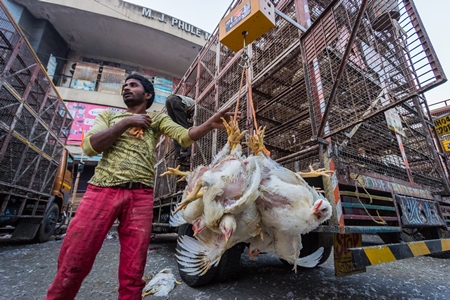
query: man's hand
89 114 153 152
127 114 153 140
188 106 241 141
125 113 153 130
208 106 241 130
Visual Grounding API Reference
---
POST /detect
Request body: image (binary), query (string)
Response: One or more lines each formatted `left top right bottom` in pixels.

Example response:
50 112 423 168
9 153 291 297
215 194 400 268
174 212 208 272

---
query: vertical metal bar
1 37 24 77
318 0 369 137
395 133 414 184
0 37 26 160
295 0 344 232
295 0 311 29
396 1 450 193
404 0 447 84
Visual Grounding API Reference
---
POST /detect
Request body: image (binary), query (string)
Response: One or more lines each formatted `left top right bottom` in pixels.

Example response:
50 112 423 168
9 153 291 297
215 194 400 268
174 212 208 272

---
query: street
0 232 449 300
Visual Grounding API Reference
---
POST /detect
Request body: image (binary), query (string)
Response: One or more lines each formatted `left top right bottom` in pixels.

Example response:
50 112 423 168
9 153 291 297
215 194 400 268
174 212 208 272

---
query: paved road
0 233 449 300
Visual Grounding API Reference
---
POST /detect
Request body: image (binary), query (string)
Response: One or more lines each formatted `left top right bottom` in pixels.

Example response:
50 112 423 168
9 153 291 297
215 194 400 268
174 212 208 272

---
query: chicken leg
160 165 191 182
297 165 334 178
221 117 247 150
245 126 267 155
173 181 205 214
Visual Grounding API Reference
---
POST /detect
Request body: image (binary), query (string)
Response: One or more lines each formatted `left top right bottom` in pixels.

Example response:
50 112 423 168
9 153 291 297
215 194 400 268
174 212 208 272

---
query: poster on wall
46 54 57 80
66 102 124 145
154 77 173 104
70 62 99 91
98 66 126 95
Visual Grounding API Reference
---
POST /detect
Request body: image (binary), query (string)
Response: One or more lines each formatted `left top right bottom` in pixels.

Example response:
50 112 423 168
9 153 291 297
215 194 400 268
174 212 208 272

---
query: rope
350 173 387 225
234 65 246 122
246 67 259 134
234 32 270 156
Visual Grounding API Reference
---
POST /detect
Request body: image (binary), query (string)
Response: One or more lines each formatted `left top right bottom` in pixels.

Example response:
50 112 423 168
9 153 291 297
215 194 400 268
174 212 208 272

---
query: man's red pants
45 184 154 300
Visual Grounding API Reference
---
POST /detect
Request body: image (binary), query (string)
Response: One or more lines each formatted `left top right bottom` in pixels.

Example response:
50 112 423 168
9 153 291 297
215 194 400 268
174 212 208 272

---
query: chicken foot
128 127 144 139
129 112 162 140
245 126 267 155
221 117 247 150
160 165 191 182
297 165 334 178
173 180 205 214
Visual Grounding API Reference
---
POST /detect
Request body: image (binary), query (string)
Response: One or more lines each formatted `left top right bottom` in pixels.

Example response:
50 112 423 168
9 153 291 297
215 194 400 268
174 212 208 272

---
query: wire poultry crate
153 0 449 233
0 5 73 204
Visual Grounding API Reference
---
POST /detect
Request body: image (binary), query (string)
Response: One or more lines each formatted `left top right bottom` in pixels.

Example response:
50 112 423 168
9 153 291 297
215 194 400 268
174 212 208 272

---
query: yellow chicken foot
245 126 267 155
221 116 235 137
228 130 247 150
160 165 191 182
130 112 162 140
129 127 144 140
142 289 154 298
221 117 246 150
173 182 205 214
297 165 334 178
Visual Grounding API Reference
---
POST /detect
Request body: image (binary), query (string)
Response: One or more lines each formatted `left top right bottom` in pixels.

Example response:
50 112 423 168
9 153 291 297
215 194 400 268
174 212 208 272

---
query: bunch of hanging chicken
161 116 333 276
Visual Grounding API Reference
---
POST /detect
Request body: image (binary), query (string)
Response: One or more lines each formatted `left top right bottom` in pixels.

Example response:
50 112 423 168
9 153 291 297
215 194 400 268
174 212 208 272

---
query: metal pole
67 153 84 225
274 8 307 32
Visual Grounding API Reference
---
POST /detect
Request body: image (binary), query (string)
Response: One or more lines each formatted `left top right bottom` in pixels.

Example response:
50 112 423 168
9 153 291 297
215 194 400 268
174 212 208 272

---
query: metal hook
239 31 249 68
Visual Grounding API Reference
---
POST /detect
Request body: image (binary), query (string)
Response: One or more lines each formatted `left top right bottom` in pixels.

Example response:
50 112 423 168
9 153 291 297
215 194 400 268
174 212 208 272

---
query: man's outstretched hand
188 106 242 141
208 106 241 130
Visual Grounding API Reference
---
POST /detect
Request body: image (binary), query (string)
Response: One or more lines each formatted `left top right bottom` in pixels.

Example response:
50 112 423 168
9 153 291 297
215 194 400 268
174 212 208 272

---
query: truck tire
281 232 332 267
176 224 217 287
300 232 332 265
34 203 59 243
213 242 244 283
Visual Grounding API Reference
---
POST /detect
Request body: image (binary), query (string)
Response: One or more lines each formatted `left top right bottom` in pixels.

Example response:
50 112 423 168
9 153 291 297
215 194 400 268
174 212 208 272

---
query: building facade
4 0 212 195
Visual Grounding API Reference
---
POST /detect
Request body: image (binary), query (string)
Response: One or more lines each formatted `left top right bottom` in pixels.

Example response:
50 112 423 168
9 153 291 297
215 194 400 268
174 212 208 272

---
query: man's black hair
125 74 155 109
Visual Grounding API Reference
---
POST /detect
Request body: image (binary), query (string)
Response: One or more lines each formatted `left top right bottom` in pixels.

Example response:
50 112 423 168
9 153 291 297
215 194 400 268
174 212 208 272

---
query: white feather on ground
142 268 179 298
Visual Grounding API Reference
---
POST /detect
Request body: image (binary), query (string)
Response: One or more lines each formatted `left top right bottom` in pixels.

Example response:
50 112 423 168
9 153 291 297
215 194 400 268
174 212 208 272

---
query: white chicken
174 118 264 276
142 268 180 298
168 119 334 277
246 129 333 271
176 197 262 276
199 145 261 236
168 117 261 239
163 164 209 235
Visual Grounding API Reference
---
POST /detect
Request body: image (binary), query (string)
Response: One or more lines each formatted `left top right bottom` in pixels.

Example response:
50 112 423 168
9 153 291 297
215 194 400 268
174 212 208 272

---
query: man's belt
115 182 152 189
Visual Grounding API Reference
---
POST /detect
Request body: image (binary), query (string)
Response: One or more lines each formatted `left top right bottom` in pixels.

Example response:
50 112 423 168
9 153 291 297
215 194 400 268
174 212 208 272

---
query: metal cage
153 0 449 232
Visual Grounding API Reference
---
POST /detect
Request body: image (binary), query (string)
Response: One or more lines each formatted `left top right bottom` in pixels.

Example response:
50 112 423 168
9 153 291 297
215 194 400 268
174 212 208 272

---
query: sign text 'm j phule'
142 7 211 41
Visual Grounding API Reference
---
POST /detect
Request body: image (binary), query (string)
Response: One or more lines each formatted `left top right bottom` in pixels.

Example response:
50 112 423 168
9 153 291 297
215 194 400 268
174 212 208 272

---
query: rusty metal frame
317 0 369 137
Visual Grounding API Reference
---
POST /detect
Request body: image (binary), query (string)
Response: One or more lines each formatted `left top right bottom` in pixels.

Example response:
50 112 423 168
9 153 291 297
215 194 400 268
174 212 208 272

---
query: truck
0 2 74 243
152 0 450 286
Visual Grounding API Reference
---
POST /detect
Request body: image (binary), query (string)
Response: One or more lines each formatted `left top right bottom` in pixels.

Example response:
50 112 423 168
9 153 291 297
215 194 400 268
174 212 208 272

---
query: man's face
121 78 150 108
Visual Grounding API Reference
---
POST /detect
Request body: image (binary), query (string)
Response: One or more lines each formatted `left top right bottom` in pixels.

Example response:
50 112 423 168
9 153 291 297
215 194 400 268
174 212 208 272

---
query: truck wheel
213 242 244 283
176 224 217 287
281 232 332 267
300 232 332 265
34 203 59 243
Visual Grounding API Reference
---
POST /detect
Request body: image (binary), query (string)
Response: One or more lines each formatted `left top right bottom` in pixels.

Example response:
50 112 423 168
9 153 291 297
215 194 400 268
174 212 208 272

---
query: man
165 94 195 161
45 74 237 300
